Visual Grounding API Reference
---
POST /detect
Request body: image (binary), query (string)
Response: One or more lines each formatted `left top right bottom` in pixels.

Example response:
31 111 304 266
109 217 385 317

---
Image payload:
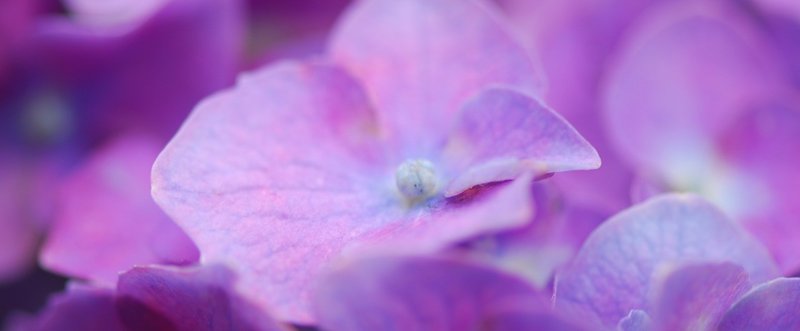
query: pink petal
602 1 781 172
649 262 751 330
554 194 778 327
117 265 287 331
153 59 538 323
718 278 800 330
312 255 563 331
441 87 599 196
328 0 543 151
41 134 199 285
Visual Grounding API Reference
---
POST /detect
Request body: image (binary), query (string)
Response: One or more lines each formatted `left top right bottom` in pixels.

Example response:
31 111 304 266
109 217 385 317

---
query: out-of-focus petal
718 100 800 272
329 0 543 151
441 87 599 197
41 134 199 285
27 0 244 140
117 265 287 331
555 194 778 327
650 262 751 330
603 1 780 173
718 278 800 330
24 287 125 331
0 156 41 282
312 255 576 331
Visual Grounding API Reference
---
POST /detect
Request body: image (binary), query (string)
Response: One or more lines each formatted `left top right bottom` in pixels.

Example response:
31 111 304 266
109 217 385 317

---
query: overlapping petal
21 286 125 331
649 262 751 330
441 87 599 196
329 0 544 151
40 134 198 285
313 255 589 331
718 277 800 330
554 194 778 327
117 265 287 331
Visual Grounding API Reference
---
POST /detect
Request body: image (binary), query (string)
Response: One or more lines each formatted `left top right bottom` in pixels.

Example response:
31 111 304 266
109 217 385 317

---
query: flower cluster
2 0 800 330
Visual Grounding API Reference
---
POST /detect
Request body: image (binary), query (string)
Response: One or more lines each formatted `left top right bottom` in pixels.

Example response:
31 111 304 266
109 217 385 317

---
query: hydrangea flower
602 0 800 272
555 194 780 329
152 0 600 322
7 265 285 331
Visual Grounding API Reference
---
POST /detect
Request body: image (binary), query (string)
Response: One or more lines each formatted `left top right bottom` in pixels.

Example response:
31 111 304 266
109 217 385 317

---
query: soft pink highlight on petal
442 88 599 196
555 194 778 327
329 0 544 152
41 134 199 284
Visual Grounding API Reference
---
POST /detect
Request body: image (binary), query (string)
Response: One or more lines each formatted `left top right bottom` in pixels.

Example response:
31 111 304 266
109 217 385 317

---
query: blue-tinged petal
554 194 778 327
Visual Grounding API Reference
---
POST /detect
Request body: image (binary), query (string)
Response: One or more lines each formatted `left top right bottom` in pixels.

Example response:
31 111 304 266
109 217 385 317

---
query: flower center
394 159 438 203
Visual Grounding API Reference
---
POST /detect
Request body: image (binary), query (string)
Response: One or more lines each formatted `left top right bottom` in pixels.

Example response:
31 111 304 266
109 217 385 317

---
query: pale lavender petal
602 1 781 172
117 265 286 331
554 194 778 327
441 87 599 197
718 278 800 330
618 310 652 331
329 0 543 151
313 255 556 331
650 262 751 330
41 135 199 285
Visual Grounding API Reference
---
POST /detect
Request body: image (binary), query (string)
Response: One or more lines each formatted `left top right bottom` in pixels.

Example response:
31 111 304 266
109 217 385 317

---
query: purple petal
718 277 800 330
441 87 599 196
0 157 40 282
554 194 778 327
117 265 286 331
328 0 543 150
650 262 751 330
27 0 244 140
602 1 781 172
313 255 565 331
41 134 199 284
23 286 126 331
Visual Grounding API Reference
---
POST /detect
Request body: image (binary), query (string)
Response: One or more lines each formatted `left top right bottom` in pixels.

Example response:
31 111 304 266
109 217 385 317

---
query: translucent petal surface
329 0 543 151
555 194 778 327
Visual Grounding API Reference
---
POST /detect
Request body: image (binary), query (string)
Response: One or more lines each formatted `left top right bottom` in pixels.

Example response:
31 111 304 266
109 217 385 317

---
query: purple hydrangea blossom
554 194 780 328
152 0 600 323
602 0 800 273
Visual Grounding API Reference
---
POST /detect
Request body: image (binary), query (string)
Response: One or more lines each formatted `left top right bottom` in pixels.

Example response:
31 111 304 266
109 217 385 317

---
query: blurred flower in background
1 0 800 330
